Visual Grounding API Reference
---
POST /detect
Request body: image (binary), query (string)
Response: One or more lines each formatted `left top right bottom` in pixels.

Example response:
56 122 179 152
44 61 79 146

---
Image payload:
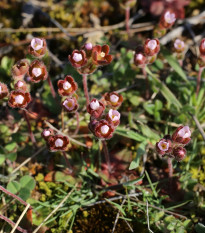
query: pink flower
68 50 87 69
41 128 54 140
57 75 78 96
28 38 47 58
28 60 48 83
8 90 31 108
174 39 185 53
173 146 186 161
11 59 29 80
106 109 120 127
62 97 78 113
159 9 176 29
104 92 123 109
92 45 113 66
172 125 191 144
14 80 28 92
134 46 147 67
87 98 105 118
199 38 205 56
48 135 69 152
144 39 160 57
156 137 172 155
93 119 115 140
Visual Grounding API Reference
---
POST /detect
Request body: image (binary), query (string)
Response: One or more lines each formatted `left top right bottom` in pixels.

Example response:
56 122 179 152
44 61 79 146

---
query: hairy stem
0 185 32 210
102 140 111 174
73 111 80 135
47 76 56 99
196 67 204 96
167 157 173 193
23 110 37 147
0 214 28 233
125 7 130 35
82 74 90 106
142 66 150 99
62 151 73 172
61 108 64 132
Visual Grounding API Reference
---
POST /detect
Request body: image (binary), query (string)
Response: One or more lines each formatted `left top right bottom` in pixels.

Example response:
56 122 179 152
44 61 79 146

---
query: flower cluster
156 125 191 162
69 43 113 75
88 92 123 140
42 128 69 152
154 9 176 38
57 75 79 113
134 38 160 67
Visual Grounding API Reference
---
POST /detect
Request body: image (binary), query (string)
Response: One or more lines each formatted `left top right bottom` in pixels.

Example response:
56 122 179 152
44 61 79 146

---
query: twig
190 113 205 141
10 204 30 233
146 200 154 233
112 199 126 233
32 184 77 233
0 215 28 233
45 121 89 148
11 146 46 175
0 186 32 210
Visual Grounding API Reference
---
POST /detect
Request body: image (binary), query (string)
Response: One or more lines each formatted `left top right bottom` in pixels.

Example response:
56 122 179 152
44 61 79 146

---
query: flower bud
8 90 31 108
174 39 185 53
0 82 9 99
68 50 87 69
104 92 123 109
93 119 115 140
134 46 147 67
199 38 205 56
62 97 78 113
48 135 69 152
41 128 54 141
57 75 78 96
14 80 28 92
173 146 186 162
159 9 176 29
87 98 105 118
156 138 172 156
92 45 113 66
28 60 48 83
144 38 160 57
106 109 120 127
172 125 191 145
28 38 47 58
11 59 29 80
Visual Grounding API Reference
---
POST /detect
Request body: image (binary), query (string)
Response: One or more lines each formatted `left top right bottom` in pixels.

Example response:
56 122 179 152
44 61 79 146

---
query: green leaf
19 187 31 201
161 47 187 82
5 142 17 152
7 181 21 194
0 154 5 165
20 175 36 191
146 67 182 110
7 152 17 161
123 175 144 187
105 199 126 216
129 142 147 170
195 223 205 233
116 127 146 142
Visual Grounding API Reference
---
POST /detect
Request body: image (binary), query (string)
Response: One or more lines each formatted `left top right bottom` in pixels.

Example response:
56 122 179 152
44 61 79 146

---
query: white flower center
32 67 42 77
158 141 169 151
178 126 191 138
63 81 71 90
55 138 63 147
31 38 43 51
136 54 143 61
101 125 109 135
101 52 105 57
174 39 184 50
108 109 120 122
73 53 82 62
202 41 205 50
43 130 50 137
147 40 157 50
0 86 2 94
85 43 93 50
17 81 24 87
15 95 24 104
63 99 75 110
110 94 119 103
164 11 176 24
90 100 100 110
